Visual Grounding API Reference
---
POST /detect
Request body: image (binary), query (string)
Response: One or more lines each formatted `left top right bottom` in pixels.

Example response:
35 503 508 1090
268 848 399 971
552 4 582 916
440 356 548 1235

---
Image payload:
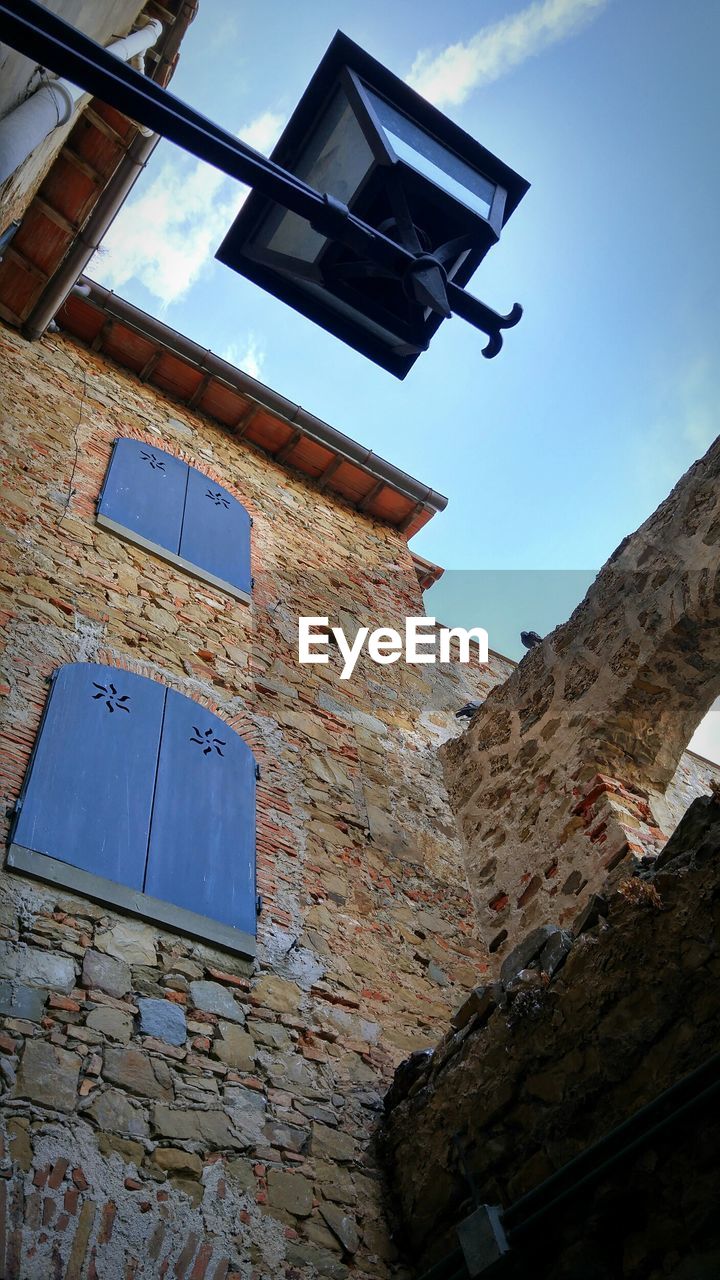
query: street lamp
217 33 529 377
0 3 529 377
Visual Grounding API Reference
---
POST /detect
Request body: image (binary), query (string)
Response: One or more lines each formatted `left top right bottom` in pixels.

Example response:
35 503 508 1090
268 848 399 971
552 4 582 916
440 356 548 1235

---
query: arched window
8 663 257 957
97 439 252 603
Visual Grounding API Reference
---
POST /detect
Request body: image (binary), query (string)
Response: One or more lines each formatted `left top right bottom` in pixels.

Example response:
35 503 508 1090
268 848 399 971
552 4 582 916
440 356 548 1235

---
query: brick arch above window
96 652 266 760
7 662 257 957
96 438 252 603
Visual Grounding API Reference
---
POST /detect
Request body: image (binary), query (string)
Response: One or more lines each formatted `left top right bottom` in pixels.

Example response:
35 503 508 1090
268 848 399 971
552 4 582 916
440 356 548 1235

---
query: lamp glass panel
254 88 374 266
364 87 495 218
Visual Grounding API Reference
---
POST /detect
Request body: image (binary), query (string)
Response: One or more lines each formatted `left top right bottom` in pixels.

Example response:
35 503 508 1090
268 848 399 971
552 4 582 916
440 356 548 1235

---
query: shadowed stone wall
381 793 720 1280
442 436 720 960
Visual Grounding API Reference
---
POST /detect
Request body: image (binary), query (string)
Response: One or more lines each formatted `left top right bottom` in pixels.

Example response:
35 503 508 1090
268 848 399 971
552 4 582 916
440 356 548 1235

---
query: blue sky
90 0 719 757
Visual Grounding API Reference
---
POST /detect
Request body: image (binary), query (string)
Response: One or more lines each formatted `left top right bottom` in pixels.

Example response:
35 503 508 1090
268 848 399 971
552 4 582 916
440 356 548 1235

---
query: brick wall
0 324 512 1278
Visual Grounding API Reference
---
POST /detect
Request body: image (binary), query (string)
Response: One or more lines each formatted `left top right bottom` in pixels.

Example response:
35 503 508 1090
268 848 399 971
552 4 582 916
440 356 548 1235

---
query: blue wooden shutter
13 664 166 889
98 438 188 555
178 466 252 596
144 690 256 936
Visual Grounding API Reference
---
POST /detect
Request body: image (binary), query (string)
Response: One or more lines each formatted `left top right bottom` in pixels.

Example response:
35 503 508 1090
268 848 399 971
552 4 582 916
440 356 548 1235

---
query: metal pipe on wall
22 0 199 340
0 18 162 187
416 1051 720 1280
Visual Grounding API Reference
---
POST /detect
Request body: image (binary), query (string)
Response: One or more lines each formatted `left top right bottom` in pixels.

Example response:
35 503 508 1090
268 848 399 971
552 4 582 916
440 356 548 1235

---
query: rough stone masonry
0 322 515 1279
0 320 717 1279
442 434 720 961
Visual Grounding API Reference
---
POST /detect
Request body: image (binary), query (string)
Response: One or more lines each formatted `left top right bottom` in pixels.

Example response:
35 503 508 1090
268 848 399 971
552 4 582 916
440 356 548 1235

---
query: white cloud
240 110 286 156
407 0 610 107
204 12 241 55
91 110 285 308
222 333 265 381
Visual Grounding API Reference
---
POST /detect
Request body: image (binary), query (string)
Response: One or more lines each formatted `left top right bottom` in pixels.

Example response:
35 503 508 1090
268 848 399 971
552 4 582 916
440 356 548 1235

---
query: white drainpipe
0 19 163 187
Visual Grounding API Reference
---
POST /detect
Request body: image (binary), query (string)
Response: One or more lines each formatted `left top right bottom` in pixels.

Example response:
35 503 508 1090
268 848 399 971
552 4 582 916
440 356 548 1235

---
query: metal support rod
0 0 407 270
446 286 523 358
0 0 520 352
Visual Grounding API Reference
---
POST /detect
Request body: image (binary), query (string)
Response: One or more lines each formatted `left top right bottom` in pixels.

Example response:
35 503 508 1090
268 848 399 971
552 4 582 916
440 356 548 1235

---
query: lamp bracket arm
447 283 523 358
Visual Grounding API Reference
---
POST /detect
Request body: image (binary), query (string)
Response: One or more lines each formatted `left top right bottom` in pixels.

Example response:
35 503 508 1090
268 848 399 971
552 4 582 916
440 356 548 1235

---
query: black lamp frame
0 2 529 376
218 34 528 375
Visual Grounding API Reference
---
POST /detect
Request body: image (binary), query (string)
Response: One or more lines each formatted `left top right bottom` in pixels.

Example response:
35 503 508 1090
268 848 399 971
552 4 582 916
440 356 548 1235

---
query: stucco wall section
663 749 720 831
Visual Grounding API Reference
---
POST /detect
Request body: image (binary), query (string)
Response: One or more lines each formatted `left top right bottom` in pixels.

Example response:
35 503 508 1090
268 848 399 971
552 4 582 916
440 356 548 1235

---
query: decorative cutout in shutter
97 438 187 554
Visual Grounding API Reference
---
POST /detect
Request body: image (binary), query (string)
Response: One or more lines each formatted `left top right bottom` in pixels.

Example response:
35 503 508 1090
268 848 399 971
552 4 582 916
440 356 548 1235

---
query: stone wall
0 323 513 1278
664 749 720 831
442 435 720 960
381 792 720 1280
